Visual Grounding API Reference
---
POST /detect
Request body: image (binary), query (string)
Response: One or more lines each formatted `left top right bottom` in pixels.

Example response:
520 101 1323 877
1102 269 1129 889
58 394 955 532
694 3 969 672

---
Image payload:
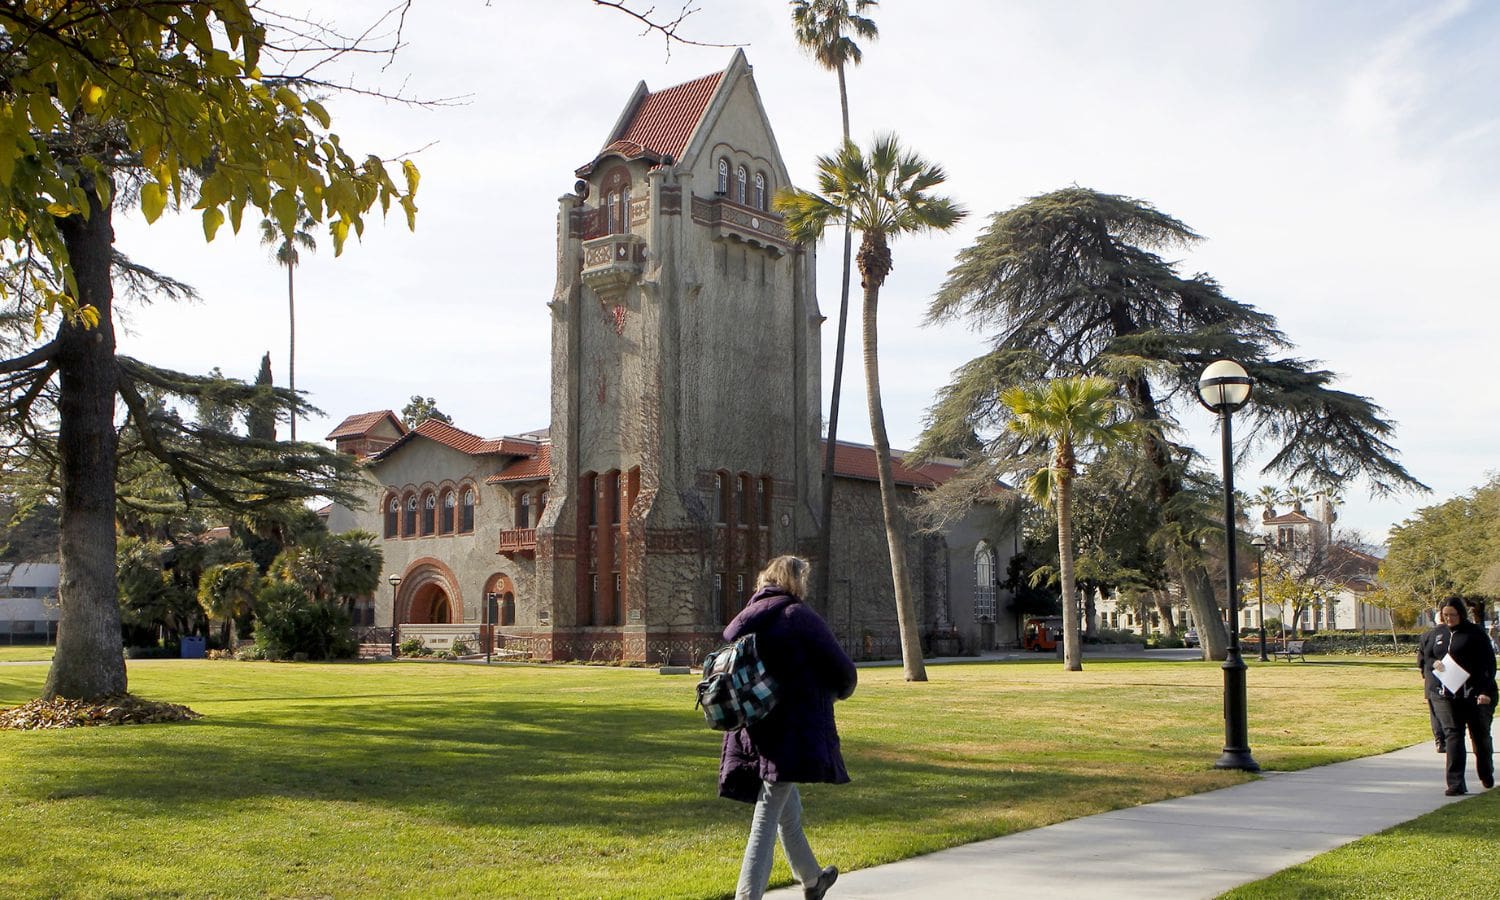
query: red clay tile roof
822 440 962 488
616 71 721 162
486 444 551 484
326 410 405 441
1263 511 1321 526
579 71 723 174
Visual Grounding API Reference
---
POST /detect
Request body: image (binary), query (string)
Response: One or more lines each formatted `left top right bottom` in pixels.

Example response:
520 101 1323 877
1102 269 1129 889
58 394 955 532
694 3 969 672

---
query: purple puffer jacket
717 586 858 803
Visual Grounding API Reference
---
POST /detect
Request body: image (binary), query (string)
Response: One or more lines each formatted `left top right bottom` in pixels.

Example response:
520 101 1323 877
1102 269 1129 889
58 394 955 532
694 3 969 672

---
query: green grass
0 656 1430 899
1221 788 1500 899
0 645 53 662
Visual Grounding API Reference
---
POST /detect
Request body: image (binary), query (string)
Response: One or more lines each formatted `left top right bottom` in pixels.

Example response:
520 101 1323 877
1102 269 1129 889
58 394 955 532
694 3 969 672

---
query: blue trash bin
180 636 206 659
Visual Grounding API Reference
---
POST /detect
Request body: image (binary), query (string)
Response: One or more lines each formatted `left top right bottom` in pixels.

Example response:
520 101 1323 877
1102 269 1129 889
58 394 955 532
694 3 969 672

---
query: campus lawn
1221 788 1500 899
0 645 53 662
0 656 1428 899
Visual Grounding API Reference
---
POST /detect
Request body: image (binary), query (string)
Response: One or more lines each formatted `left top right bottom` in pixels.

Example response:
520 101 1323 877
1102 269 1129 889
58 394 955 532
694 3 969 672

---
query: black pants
1432 694 1494 790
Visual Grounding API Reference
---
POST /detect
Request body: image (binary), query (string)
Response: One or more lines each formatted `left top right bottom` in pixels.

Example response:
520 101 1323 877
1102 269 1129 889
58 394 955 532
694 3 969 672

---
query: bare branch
586 0 742 54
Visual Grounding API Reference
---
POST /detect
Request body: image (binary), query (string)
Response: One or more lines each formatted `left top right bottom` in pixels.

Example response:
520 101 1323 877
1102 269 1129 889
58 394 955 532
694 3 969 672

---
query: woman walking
1424 597 1497 795
719 555 857 899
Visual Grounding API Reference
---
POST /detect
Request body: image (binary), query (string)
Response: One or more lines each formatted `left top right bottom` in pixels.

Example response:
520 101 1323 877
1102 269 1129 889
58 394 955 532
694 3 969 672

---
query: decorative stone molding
582 233 648 297
690 195 790 255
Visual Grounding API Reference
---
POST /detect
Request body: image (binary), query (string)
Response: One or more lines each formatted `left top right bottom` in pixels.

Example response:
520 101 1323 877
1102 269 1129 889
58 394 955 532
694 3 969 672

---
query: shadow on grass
7 689 1097 844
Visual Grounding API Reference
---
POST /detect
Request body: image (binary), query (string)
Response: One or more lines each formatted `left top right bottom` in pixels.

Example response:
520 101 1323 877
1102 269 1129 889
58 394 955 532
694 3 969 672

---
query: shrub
398 636 429 657
451 639 473 656
1302 631 1423 657
252 581 357 661
1093 628 1145 646
1150 634 1184 649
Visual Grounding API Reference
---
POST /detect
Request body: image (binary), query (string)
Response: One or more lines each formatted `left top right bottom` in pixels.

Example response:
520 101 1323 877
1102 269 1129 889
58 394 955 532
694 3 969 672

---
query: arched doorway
409 583 452 624
483 573 516 627
394 558 463 625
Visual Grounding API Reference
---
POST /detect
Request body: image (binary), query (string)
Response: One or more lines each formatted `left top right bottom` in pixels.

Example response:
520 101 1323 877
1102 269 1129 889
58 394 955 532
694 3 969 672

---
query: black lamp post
1251 534 1269 662
387 573 403 659
1197 359 1260 772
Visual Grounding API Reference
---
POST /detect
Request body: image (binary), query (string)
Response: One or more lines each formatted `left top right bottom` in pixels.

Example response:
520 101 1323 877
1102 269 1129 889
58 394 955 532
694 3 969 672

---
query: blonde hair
756 555 810 599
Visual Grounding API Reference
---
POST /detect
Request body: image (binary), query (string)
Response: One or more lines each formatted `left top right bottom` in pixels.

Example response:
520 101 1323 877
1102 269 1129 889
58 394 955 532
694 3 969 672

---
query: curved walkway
770 743 1467 899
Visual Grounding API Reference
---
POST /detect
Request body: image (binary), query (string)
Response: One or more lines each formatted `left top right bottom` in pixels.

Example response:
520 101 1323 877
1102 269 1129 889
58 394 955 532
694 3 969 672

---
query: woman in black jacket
1424 597 1497 795
719 555 857 900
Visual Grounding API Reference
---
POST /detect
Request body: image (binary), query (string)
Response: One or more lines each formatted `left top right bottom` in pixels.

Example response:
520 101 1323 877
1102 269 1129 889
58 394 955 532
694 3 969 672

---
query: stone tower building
326 52 1019 664
535 50 822 663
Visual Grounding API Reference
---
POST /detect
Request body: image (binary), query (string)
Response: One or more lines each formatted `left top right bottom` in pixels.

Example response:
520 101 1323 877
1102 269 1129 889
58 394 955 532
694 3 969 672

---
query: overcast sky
109 1 1500 545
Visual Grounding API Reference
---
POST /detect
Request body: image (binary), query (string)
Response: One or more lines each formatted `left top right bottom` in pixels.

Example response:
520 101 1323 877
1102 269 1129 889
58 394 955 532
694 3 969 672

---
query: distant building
325 52 1017 663
0 563 60 641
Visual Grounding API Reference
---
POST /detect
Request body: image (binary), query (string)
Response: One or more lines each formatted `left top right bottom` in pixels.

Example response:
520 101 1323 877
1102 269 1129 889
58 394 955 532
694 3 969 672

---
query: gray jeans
736 781 822 899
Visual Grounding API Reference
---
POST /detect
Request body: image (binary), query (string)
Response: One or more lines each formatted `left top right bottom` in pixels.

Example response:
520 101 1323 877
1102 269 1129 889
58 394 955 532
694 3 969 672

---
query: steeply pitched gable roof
326 410 405 441
576 60 729 176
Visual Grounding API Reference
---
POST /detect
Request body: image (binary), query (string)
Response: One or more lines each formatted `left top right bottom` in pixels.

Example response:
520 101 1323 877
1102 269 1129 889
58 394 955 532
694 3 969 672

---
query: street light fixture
387 573 403 659
1250 534 1269 662
1196 359 1260 772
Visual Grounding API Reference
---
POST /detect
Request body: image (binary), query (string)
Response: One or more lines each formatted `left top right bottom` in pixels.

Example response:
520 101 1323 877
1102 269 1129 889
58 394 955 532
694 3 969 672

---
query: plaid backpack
695 632 780 731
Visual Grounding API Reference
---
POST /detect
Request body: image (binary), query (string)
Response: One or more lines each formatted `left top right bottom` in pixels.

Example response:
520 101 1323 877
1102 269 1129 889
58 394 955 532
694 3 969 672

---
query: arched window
712 473 725 524
620 184 631 231
403 493 418 536
753 172 767 210
439 491 456 535
421 492 437 536
537 491 548 522
716 157 729 194
384 495 399 539
974 542 997 621
735 165 747 204
460 489 475 533
606 191 621 233
518 492 531 529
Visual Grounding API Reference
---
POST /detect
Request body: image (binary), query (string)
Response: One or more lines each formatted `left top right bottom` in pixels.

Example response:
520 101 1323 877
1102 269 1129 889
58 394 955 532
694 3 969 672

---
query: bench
1277 639 1306 662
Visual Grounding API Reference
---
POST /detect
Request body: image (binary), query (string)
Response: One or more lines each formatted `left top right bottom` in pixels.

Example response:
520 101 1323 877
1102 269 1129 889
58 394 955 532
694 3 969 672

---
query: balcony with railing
581 233 647 296
690 195 790 255
498 528 538 557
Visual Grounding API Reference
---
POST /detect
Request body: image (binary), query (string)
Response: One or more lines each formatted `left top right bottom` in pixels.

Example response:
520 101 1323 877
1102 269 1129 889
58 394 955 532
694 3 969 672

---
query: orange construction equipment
1022 616 1064 652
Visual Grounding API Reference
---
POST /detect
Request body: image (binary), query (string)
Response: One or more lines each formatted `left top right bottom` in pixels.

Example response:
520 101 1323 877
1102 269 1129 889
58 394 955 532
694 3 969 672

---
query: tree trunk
44 179 128 702
1154 591 1178 638
287 262 296 442
860 241 926 681
811 65 857 614
1056 461 1082 671
1082 585 1097 640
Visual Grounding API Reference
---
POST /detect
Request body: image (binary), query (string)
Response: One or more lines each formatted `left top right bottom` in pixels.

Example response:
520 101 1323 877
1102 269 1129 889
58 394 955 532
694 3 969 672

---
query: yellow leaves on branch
0 0 421 325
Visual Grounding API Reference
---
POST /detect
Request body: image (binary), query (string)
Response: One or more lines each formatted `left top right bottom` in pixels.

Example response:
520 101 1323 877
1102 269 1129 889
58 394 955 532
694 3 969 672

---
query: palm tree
777 134 965 681
259 210 317 441
789 0 879 613
197 561 259 652
1002 376 1135 671
1253 485 1283 521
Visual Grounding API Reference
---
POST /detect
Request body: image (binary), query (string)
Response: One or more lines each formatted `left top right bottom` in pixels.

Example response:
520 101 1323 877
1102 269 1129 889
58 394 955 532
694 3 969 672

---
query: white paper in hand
1437 653 1470 695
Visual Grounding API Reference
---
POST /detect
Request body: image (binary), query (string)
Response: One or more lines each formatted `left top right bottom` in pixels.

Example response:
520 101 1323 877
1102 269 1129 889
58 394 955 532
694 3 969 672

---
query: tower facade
533 50 822 663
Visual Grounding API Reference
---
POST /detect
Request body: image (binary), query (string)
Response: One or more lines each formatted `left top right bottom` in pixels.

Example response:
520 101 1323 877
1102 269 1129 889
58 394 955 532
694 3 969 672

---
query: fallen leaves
0 694 202 730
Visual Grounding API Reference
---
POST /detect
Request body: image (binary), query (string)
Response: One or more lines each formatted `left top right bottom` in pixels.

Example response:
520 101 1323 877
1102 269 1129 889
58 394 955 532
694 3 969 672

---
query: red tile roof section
1263 511 1320 525
612 71 722 163
410 418 507 455
487 444 551 484
821 440 962 488
326 410 404 441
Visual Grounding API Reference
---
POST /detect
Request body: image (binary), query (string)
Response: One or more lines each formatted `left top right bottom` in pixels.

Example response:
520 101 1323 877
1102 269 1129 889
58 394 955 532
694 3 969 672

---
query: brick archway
395 557 463 624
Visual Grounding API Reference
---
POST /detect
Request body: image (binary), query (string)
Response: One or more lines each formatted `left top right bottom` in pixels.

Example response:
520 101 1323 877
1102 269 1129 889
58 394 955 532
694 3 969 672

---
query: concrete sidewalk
769 743 1468 899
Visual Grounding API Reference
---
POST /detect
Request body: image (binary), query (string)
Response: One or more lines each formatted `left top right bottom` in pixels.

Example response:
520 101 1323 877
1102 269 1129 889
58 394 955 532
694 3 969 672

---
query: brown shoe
804 865 838 900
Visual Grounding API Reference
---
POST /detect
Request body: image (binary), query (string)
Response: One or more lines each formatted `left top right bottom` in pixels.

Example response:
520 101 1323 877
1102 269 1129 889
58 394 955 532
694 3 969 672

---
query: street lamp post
1251 534 1269 662
387 573 403 659
1197 359 1260 772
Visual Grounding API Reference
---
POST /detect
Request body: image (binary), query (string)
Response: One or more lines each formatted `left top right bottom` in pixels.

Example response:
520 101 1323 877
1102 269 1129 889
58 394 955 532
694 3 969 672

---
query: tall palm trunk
859 233 927 681
44 178 128 701
286 262 296 442
813 62 857 614
1055 444 1082 671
